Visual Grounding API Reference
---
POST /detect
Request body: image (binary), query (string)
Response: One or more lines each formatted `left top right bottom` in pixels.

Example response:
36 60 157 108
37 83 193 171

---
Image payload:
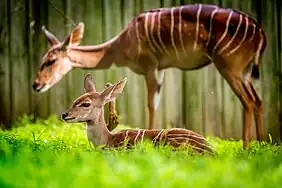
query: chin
38 84 51 92
64 118 85 123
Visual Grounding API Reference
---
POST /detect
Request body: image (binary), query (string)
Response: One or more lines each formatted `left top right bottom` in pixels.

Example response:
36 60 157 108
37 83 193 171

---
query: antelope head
62 73 127 123
32 22 85 92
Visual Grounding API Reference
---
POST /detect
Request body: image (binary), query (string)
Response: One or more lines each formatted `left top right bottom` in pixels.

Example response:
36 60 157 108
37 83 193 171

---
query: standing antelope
62 73 216 155
33 4 267 148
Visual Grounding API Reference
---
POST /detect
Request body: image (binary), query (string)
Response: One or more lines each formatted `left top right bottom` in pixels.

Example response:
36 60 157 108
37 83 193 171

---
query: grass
0 115 282 188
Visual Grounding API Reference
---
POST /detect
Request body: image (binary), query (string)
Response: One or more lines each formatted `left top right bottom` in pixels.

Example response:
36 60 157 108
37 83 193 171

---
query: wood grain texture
0 0 10 127
10 0 30 122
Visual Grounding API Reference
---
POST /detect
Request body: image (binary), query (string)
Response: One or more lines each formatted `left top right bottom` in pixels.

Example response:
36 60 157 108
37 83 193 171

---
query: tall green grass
0 115 281 188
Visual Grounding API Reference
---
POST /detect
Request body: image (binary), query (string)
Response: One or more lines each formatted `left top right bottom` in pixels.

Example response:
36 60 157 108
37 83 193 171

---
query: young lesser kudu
62 73 216 155
33 4 267 148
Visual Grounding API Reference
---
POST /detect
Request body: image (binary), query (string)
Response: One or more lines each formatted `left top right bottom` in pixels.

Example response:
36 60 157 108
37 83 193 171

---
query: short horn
42 25 60 46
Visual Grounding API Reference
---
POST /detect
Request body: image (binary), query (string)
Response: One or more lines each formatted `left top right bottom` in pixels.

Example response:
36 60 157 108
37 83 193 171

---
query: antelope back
131 4 266 65
110 128 216 155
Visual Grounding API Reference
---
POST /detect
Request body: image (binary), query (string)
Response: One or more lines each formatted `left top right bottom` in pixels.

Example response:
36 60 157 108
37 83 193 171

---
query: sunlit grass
0 115 281 188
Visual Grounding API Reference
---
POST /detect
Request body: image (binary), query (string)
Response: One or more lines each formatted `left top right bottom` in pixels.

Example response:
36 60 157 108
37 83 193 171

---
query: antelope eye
46 59 56 66
79 103 91 108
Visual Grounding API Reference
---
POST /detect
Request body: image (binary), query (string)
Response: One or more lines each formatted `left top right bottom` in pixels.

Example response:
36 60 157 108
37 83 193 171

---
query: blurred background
0 0 281 141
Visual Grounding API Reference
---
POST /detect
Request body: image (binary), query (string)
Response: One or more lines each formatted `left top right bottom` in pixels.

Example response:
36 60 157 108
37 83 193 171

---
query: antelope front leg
145 69 164 129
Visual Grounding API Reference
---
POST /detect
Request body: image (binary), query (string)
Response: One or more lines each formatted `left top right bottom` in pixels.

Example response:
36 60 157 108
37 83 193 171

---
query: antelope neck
67 34 122 69
86 107 112 146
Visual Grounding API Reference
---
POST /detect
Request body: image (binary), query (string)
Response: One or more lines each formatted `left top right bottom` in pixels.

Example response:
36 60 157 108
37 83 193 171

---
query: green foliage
0 115 282 188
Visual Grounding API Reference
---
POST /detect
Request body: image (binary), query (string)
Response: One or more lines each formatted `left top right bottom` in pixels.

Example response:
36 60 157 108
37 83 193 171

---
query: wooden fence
0 0 281 140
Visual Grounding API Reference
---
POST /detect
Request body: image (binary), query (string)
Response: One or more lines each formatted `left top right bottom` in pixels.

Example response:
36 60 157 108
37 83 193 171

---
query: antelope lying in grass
62 73 216 155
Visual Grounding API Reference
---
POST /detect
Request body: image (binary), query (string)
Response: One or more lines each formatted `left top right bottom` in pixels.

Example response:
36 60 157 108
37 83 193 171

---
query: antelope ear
84 73 96 93
70 22 84 46
101 77 127 103
42 25 60 46
61 22 84 50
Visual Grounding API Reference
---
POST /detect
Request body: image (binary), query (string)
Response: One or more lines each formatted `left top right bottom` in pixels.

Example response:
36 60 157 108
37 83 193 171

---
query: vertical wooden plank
122 0 144 128
10 0 30 122
103 0 127 125
218 0 243 139
26 0 36 118
31 0 50 119
0 0 10 127
65 0 85 105
200 0 222 138
132 0 148 128
181 0 204 135
161 0 183 130
83 0 105 90
142 0 164 129
259 0 281 140
47 0 68 116
277 0 282 139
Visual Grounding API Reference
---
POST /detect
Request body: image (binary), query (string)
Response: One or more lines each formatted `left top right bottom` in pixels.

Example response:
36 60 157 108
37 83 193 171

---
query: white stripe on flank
178 6 187 56
141 130 146 143
135 20 141 56
254 29 264 64
218 14 242 55
170 7 181 61
125 130 129 142
249 23 256 42
227 16 249 56
153 129 164 143
159 129 168 140
150 12 164 53
157 11 171 57
145 13 156 52
134 129 141 145
213 10 233 54
206 7 218 47
194 4 202 51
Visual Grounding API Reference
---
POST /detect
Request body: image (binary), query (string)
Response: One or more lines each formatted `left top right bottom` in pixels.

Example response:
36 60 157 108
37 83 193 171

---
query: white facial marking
62 57 73 74
82 109 92 119
39 84 50 92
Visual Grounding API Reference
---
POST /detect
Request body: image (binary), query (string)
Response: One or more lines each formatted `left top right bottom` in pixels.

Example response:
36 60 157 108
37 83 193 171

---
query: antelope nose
62 112 68 120
32 82 38 91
